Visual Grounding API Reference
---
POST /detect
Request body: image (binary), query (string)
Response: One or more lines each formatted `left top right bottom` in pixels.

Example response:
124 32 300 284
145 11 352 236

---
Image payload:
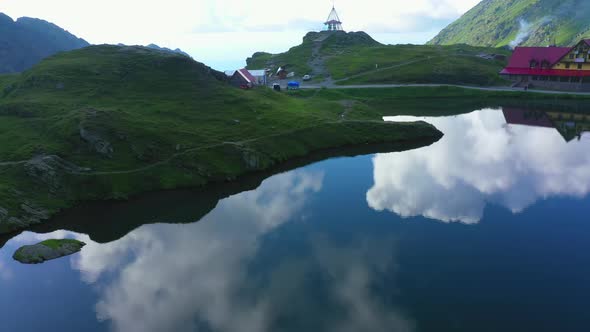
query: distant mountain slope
429 0 590 48
0 13 89 73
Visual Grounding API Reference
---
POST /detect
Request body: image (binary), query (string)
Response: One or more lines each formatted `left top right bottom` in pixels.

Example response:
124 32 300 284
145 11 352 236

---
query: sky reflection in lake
2 107 590 332
372 108 590 224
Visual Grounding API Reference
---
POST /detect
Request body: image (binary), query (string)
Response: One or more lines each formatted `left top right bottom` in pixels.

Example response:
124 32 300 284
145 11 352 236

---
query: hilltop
0 45 442 234
247 30 510 86
247 31 380 79
0 13 89 73
429 0 590 48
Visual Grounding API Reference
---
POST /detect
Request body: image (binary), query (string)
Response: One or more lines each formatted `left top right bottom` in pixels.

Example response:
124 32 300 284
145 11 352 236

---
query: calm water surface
1 107 590 332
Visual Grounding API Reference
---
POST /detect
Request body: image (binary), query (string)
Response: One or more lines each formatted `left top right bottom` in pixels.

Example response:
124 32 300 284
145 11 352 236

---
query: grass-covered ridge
328 44 511 86
247 31 510 86
429 0 590 47
0 45 443 234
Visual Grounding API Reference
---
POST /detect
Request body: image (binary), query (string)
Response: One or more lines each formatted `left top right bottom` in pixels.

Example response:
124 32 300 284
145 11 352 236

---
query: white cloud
1 0 480 69
367 109 590 224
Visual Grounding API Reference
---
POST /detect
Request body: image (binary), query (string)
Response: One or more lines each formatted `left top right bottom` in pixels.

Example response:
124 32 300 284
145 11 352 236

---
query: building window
560 76 570 82
570 54 575 59
529 60 538 68
550 76 558 81
572 77 581 83
578 63 583 69
532 76 539 81
566 63 571 69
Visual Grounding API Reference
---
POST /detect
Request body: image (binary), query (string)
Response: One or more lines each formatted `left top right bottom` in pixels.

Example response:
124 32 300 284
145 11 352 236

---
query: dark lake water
1 107 590 332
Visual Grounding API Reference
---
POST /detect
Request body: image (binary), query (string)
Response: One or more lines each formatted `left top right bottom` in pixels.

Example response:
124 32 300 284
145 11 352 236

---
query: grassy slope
247 31 510 86
246 42 314 76
0 45 442 234
326 44 511 86
429 0 590 47
290 86 590 120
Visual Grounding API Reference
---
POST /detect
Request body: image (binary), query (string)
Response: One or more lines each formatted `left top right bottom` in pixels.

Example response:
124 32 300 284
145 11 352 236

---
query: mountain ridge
0 13 89 73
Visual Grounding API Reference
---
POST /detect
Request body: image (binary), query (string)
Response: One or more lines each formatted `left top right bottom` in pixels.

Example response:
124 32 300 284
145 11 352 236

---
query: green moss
40 238 84 250
13 238 86 264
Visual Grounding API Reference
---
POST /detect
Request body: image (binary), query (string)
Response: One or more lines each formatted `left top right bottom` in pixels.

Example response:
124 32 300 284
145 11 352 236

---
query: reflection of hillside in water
372 108 590 224
3 169 413 332
0 138 436 249
503 107 590 142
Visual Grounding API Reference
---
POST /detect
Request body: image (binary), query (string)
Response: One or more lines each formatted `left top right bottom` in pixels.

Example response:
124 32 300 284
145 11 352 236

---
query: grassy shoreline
0 45 448 235
0 120 443 235
1 45 587 236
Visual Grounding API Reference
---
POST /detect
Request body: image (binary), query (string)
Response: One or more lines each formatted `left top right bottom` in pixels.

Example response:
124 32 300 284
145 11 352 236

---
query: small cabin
276 67 288 79
230 69 257 88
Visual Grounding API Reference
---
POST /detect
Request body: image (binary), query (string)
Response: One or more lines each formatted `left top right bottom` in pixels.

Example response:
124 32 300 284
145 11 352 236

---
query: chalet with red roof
501 39 590 91
229 69 258 88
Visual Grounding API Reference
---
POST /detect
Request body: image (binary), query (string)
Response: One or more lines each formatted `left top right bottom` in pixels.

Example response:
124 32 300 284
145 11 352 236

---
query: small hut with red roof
230 69 258 89
501 39 590 91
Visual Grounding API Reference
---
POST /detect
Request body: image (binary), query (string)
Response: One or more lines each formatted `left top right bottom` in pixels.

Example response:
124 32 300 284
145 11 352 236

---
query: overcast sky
2 0 480 70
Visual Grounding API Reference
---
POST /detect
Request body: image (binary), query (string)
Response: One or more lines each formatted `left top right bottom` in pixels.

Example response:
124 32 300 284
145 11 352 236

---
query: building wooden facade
501 39 590 91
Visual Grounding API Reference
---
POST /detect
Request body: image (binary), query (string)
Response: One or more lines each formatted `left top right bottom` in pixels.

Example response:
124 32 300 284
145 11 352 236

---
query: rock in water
13 239 86 264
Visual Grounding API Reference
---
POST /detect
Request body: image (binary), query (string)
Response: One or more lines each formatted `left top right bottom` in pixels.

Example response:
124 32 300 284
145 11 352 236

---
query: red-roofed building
230 69 258 88
501 39 590 91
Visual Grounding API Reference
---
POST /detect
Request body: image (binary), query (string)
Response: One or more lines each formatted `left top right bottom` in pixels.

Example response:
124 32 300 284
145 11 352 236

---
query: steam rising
509 19 531 49
509 16 553 49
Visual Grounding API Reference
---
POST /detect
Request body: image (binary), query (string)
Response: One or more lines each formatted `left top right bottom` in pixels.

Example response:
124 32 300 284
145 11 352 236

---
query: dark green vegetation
13 238 85 264
0 13 89 73
247 31 510 86
430 0 590 47
0 45 443 234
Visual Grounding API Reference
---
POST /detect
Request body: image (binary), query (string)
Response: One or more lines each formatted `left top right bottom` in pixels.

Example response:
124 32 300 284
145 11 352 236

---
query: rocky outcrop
80 125 114 156
79 109 115 157
13 239 86 264
24 155 90 192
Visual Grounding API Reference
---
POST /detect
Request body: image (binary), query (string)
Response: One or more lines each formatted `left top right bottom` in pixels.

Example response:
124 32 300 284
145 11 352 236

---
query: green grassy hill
429 0 590 48
246 31 380 77
327 44 510 86
247 31 510 86
0 45 442 234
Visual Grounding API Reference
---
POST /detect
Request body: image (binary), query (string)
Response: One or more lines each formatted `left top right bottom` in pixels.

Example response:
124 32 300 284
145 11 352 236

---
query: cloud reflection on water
74 170 325 332
368 109 590 224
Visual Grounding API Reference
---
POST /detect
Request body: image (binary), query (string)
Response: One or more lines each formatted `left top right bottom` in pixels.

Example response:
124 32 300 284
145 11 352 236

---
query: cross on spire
324 5 343 31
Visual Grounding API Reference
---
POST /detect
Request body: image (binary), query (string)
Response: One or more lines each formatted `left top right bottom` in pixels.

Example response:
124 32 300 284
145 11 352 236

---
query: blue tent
287 81 300 89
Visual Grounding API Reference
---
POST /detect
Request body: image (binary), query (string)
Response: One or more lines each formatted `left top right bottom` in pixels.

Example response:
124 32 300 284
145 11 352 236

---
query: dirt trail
0 161 26 167
308 36 334 86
